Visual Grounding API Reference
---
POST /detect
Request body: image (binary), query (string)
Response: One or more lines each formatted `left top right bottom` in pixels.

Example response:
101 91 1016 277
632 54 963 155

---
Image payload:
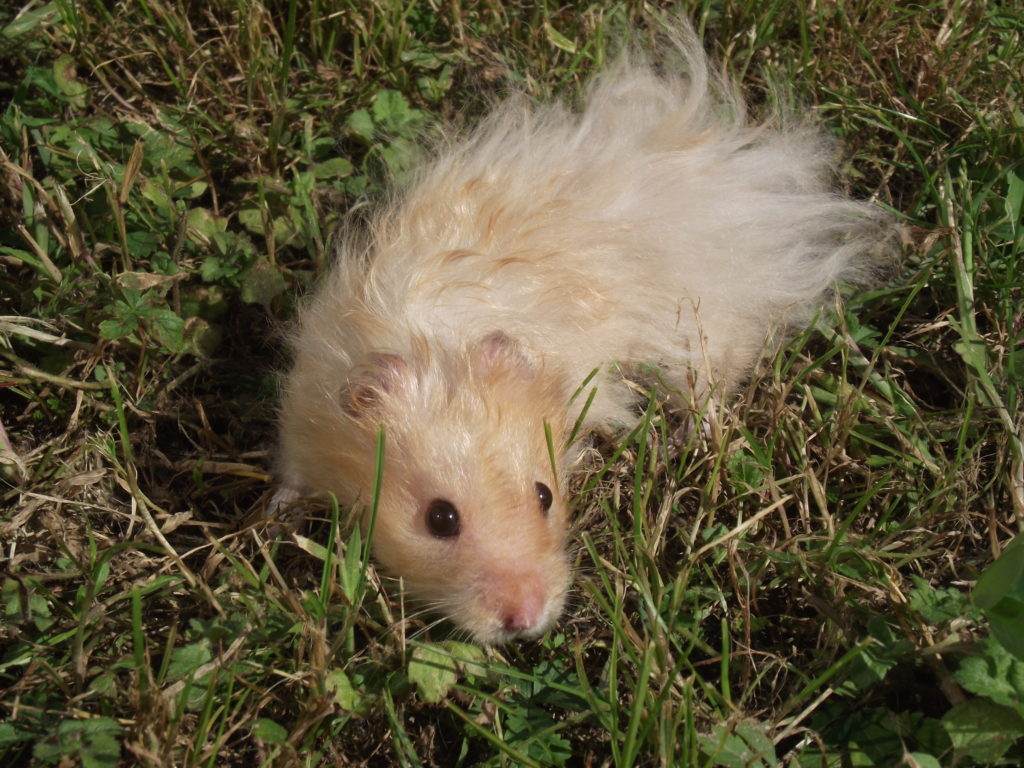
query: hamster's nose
500 596 543 634
486 570 547 635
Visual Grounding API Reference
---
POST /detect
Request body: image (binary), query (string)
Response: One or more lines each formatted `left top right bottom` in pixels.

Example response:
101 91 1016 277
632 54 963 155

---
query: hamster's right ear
474 331 537 380
340 353 408 418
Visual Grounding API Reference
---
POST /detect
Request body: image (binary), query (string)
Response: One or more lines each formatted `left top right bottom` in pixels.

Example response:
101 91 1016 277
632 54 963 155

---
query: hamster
275 26 893 645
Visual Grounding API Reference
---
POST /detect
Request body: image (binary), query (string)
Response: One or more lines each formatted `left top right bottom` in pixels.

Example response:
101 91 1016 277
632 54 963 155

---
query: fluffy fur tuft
275 26 895 644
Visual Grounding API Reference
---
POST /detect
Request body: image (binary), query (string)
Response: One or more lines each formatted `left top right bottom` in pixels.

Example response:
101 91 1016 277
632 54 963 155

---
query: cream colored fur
275 26 893 644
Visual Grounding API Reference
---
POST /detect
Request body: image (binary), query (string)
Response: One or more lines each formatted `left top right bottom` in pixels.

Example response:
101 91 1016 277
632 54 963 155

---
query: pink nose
501 595 543 634
486 571 547 635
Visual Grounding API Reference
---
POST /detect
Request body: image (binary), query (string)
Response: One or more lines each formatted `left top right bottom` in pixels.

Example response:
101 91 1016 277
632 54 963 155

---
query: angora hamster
275 26 892 645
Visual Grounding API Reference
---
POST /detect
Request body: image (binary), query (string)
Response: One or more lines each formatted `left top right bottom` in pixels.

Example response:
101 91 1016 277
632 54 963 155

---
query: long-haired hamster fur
275 25 893 645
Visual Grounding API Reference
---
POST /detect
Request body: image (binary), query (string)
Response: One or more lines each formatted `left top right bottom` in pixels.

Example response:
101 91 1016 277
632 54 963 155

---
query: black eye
426 499 461 538
535 482 553 514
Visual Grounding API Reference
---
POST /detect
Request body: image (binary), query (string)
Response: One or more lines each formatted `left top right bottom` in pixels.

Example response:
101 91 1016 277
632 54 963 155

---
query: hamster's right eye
426 499 461 538
535 482 553 514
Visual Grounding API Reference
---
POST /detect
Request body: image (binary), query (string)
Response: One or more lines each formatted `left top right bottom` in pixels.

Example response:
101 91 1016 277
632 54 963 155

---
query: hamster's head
280 331 574 645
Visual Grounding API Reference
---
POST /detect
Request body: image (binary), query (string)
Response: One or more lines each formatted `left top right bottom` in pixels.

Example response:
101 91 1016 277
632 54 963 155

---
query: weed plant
1 1 1023 766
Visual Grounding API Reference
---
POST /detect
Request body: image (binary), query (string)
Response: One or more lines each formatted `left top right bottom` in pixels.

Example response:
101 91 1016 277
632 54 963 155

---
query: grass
1 0 1023 765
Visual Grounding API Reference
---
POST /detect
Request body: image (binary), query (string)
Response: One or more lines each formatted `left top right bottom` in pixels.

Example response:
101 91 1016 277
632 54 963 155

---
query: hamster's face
336 333 573 644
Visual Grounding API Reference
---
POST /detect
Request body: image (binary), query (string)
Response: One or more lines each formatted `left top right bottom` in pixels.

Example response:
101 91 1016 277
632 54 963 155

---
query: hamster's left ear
474 331 537 380
340 352 408 418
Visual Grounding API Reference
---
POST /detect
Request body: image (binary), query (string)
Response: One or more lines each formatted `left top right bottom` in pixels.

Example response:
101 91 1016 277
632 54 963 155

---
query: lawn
1 1 1023 766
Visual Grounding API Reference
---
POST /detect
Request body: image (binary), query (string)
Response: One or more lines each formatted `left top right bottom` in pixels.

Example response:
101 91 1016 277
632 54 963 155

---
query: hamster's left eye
426 499 461 538
535 482 553 514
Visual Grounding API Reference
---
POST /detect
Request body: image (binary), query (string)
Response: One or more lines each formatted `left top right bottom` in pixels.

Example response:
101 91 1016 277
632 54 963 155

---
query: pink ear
475 331 536 378
341 353 407 417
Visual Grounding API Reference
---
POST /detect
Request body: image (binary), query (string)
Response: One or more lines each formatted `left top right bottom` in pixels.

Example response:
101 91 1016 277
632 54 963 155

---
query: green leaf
142 129 194 170
952 337 990 377
1005 170 1023 234
372 90 414 132
974 533 1024 661
80 733 121 768
941 699 1024 764
417 65 454 101
544 22 578 54
175 179 207 199
165 640 212 679
377 136 421 186
954 635 1024 714
0 720 26 747
445 641 487 684
908 575 970 624
125 230 162 260
726 448 767 493
147 308 185 352
52 54 87 109
237 206 264 235
199 256 241 283
141 178 173 212
840 638 901 695
814 705 950 767
975 533 1024 608
185 207 227 246
98 315 137 340
0 246 47 275
251 718 288 745
33 718 122 768
240 256 286 305
699 720 777 768
337 523 366 603
344 175 369 196
408 643 459 704
503 704 572 766
845 314 882 347
345 108 375 143
1 2 59 39
400 48 448 70
325 668 362 712
313 157 354 179
271 213 298 245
